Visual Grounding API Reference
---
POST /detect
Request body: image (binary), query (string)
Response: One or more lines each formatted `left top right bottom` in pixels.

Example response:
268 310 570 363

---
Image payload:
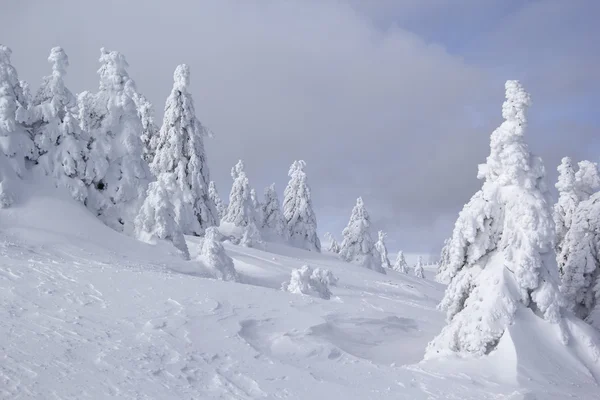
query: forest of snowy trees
3 44 600 359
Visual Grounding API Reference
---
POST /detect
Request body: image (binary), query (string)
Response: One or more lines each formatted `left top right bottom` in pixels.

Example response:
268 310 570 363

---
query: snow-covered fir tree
338 197 385 273
151 64 217 235
283 160 321 252
208 181 226 221
199 227 238 281
241 221 264 249
436 239 451 283
559 191 600 328
426 81 562 357
324 232 340 253
414 256 425 278
134 92 159 165
134 175 189 260
554 158 600 274
261 183 287 240
374 230 392 269
0 45 34 182
224 160 255 227
250 187 263 227
77 48 151 233
19 47 88 202
393 250 408 273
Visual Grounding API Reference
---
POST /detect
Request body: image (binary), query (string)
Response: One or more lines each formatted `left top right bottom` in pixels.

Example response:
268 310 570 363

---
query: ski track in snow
2 214 600 398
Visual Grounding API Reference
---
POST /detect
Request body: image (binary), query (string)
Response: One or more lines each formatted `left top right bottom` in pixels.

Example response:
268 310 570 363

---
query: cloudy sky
1 0 598 255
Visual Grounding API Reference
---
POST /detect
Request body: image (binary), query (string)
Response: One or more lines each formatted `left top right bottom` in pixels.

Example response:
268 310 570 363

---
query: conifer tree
324 232 340 253
393 251 408 273
208 181 226 221
283 160 321 252
224 160 255 227
414 256 425 278
151 64 217 235
261 183 287 240
199 227 239 281
374 230 392 269
338 197 385 273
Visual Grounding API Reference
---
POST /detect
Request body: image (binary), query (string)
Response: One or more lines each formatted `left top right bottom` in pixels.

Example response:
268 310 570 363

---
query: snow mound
282 265 337 299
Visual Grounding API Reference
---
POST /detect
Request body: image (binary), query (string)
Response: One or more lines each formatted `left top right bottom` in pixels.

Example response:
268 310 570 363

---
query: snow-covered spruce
338 197 385 273
436 239 451 283
151 64 217 236
559 192 600 327
77 48 151 234
554 158 600 274
19 47 88 203
283 160 321 252
426 80 563 357
240 221 264 249
261 183 287 240
324 232 340 253
393 250 408 273
208 181 227 221
250 187 262 225
134 92 159 165
223 160 256 227
198 227 239 281
134 175 189 260
0 45 34 183
374 230 392 269
282 265 337 300
414 256 424 278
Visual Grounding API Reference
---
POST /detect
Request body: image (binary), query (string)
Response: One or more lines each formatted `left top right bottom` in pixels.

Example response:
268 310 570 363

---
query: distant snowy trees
151 64 217 236
224 160 256 227
393 251 408 273
338 197 385 273
374 231 391 270
324 232 340 253
283 160 321 252
209 181 226 221
199 227 238 281
261 183 287 240
426 81 562 357
282 265 337 300
414 256 424 278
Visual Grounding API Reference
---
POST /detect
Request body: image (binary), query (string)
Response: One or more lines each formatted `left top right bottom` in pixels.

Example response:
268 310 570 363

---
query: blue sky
1 0 598 255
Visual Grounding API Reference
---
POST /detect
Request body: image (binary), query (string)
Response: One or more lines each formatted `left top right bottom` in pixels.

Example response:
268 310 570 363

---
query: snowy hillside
2 182 600 399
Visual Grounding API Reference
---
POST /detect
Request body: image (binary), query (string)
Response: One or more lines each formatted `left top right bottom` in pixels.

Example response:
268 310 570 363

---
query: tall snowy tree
554 158 600 274
426 81 562 357
77 48 151 233
208 181 226 221
338 197 385 273
261 183 287 240
224 160 255 227
135 174 189 259
0 45 34 183
393 251 408 273
19 47 88 202
414 256 425 278
283 160 321 252
151 64 217 235
374 231 392 269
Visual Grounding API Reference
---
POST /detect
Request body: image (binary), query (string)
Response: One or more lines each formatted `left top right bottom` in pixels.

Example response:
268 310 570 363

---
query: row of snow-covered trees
0 45 322 257
429 80 600 358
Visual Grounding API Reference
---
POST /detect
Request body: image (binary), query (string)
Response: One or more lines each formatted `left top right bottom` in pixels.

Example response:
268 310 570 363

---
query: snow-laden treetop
48 47 69 78
98 48 133 93
173 64 190 90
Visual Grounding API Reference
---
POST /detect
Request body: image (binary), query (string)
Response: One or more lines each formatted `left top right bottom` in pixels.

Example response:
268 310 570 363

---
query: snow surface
2 182 600 399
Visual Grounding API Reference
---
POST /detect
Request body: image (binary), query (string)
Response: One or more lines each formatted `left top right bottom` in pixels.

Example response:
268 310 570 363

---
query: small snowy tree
338 197 385 273
393 251 408 273
283 160 321 252
426 81 562 357
135 175 189 259
560 193 600 328
0 45 34 182
414 256 425 278
554 158 600 274
199 227 238 281
240 221 264 249
151 64 217 235
261 183 287 240
208 181 226 221
134 92 159 165
324 232 341 253
224 160 255 227
374 231 392 269
78 48 151 233
282 265 337 300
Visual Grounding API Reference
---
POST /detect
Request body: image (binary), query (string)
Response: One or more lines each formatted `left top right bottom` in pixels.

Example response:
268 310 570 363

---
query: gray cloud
1 0 596 255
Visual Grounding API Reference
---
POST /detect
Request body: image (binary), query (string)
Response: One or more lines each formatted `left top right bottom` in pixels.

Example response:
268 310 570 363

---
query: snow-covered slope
1 183 600 399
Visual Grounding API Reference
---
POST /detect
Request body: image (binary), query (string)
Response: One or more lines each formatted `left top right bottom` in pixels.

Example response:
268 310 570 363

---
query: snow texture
427 80 563 357
282 265 337 300
339 197 385 274
198 226 239 281
224 160 256 228
375 230 392 269
135 175 190 260
283 160 321 252
151 64 217 236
